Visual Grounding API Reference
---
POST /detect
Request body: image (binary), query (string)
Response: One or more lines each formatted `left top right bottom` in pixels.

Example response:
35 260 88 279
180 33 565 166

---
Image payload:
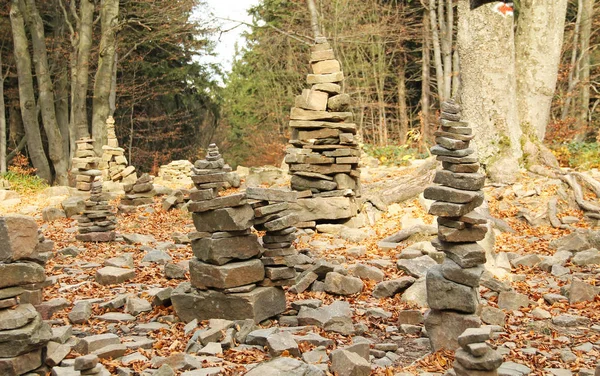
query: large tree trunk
515 0 568 142
457 0 522 184
92 0 120 155
0 51 6 173
23 0 68 185
72 0 94 140
9 0 52 182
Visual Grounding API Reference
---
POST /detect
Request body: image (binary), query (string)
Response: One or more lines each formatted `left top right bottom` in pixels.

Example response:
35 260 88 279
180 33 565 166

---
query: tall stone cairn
285 38 361 200
423 100 487 351
72 138 99 192
451 327 503 376
100 116 136 184
76 177 117 242
171 151 289 323
0 215 52 375
120 173 156 209
247 187 300 288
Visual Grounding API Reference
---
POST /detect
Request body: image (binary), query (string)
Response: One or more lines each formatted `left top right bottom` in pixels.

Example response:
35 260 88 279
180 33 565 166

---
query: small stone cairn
0 178 10 190
100 116 136 184
0 215 52 375
72 138 99 192
451 327 503 376
423 100 488 351
171 150 297 322
76 178 117 242
285 37 361 199
120 173 156 209
248 187 300 288
158 160 194 184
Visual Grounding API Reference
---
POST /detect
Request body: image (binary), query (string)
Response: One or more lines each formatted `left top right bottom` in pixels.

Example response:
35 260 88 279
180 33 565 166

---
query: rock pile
248 187 300 288
120 173 156 209
284 37 360 226
423 100 487 351
452 327 503 376
72 138 99 192
76 178 117 242
0 215 52 375
172 159 296 322
100 116 136 184
158 160 194 185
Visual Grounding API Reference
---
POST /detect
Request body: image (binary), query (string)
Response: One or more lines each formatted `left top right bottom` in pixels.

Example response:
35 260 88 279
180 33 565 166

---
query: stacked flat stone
452 327 503 376
158 160 194 184
72 138 99 192
76 178 117 242
0 215 52 375
248 187 299 287
100 117 136 184
0 178 9 190
120 173 156 207
285 37 361 199
423 100 487 351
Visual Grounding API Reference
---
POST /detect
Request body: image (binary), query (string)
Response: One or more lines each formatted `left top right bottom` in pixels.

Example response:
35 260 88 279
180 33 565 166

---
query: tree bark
515 0 568 142
421 11 432 147
73 0 94 140
397 55 409 144
576 0 594 140
561 0 583 121
9 0 52 182
92 0 119 155
0 51 6 173
430 0 446 102
23 0 68 185
307 0 322 39
457 0 522 183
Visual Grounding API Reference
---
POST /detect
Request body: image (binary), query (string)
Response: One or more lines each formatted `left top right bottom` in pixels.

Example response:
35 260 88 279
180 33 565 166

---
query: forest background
0 0 598 185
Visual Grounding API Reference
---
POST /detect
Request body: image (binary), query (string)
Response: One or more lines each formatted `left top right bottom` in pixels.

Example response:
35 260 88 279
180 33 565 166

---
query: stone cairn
0 215 52 375
248 187 300 288
284 37 361 203
0 178 9 190
158 160 194 184
100 116 136 184
120 173 156 209
171 150 298 322
76 177 117 242
423 100 488 351
450 327 503 376
72 138 99 192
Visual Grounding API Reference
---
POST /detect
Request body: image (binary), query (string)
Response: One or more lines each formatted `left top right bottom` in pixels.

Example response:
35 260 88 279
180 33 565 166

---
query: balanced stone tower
76 177 117 242
423 100 487 351
100 117 137 184
72 138 99 192
284 37 360 226
171 150 288 323
451 327 503 376
0 215 52 375
120 173 156 210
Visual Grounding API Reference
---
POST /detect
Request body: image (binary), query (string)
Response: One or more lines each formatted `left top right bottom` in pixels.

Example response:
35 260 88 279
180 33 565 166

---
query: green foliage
362 144 424 166
552 142 600 170
0 172 48 195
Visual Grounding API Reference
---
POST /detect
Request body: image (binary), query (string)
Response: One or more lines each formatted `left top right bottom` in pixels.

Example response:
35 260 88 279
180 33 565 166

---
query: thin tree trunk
398 55 409 144
307 0 322 39
561 0 583 121
109 52 117 117
73 0 94 140
92 0 119 155
0 51 6 173
515 0 568 142
9 0 51 182
55 67 70 164
8 105 24 147
23 0 67 185
576 0 593 140
422 12 432 147
430 0 445 102
452 49 460 98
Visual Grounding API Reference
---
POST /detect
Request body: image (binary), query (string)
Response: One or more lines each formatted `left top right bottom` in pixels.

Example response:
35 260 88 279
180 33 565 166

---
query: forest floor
1 161 599 376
